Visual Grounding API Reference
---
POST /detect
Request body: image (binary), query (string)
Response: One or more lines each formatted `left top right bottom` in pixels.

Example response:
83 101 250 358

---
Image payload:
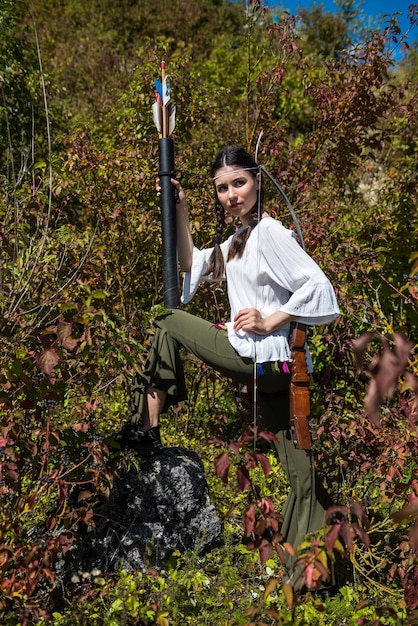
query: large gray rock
57 447 221 580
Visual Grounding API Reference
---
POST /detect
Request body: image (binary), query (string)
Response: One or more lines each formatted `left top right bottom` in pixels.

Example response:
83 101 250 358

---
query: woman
115 145 340 551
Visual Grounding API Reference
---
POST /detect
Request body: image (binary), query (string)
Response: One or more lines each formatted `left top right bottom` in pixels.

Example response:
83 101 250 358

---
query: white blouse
182 217 339 364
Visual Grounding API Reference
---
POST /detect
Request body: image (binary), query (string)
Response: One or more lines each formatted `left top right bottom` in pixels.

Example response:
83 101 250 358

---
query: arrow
152 61 179 308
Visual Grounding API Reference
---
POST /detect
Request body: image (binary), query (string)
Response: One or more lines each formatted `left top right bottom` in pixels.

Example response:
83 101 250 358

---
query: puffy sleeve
181 246 213 304
261 220 339 325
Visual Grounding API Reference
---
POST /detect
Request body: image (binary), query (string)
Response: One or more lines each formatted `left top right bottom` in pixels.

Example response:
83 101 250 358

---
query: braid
227 224 253 262
207 199 226 280
207 145 262 279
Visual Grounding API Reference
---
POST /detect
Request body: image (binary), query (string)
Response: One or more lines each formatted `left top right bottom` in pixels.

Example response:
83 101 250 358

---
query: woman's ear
255 172 260 190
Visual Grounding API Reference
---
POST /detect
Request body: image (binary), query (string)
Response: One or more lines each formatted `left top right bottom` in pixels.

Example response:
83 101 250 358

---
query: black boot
109 423 163 457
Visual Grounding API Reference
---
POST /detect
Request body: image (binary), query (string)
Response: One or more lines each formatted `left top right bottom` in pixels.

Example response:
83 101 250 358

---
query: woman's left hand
233 308 295 335
233 308 268 335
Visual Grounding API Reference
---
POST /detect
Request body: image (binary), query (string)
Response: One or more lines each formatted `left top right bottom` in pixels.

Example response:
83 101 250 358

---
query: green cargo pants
131 310 331 551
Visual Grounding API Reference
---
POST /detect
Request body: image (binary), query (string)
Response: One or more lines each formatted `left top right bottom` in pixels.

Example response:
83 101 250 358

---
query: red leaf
254 452 272 477
254 519 267 535
282 582 294 609
325 523 340 553
39 331 56 349
352 522 370 548
206 436 226 446
325 504 348 525
410 518 418 554
364 378 382 427
283 541 295 557
71 422 89 433
405 571 418 609
58 532 75 555
58 480 67 501
244 503 256 536
387 465 402 481
351 501 370 528
305 563 314 588
0 547 13 567
214 452 231 484
238 431 254 445
365 334 414 425
77 490 94 502
36 348 59 376
258 539 273 565
370 335 406 398
6 462 18 481
42 567 56 583
244 451 256 470
228 441 240 456
274 543 287 565
257 430 278 444
339 523 354 552
350 331 375 371
260 497 276 516
28 493 37 509
80 508 95 526
57 322 78 352
236 465 251 491
394 333 414 372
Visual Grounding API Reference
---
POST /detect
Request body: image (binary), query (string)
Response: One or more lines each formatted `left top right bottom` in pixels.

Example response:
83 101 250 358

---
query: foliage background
0 0 417 624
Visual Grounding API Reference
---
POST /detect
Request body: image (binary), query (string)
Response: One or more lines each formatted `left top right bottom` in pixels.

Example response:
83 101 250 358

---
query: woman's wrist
176 201 188 214
265 311 294 334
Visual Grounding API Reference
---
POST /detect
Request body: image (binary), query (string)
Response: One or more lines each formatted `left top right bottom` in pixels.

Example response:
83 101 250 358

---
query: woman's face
213 166 259 226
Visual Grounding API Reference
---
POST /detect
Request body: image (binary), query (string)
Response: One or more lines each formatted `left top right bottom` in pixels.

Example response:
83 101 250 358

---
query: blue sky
269 1 417 59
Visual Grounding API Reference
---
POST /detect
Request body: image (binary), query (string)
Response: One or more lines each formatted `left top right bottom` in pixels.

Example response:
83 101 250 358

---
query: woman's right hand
171 178 187 209
156 177 187 210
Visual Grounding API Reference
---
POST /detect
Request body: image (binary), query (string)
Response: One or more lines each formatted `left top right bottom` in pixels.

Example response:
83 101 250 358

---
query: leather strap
289 322 313 450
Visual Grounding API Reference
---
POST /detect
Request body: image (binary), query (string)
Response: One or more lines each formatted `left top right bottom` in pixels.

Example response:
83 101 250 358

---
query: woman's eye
217 178 248 193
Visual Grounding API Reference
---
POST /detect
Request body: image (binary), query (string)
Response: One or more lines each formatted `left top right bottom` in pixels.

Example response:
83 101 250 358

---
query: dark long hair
207 146 260 280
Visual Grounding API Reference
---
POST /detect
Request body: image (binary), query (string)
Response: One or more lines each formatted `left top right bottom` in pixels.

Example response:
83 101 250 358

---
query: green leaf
110 598 124 613
91 290 107 300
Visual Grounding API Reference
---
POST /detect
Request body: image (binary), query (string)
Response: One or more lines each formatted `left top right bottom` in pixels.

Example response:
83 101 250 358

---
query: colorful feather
152 62 175 137
154 80 163 104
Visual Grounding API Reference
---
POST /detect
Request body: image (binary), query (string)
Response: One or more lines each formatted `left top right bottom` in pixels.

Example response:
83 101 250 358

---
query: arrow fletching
152 102 176 136
154 80 163 103
152 100 162 134
152 62 175 138
167 103 176 134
